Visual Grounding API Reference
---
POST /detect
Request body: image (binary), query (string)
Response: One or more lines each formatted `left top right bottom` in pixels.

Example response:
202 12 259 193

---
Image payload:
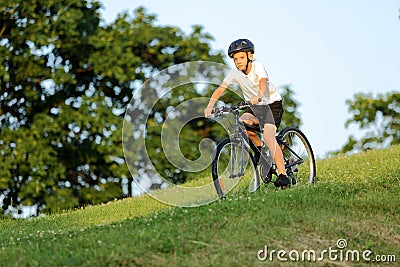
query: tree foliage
341 91 400 153
279 85 301 129
0 0 223 214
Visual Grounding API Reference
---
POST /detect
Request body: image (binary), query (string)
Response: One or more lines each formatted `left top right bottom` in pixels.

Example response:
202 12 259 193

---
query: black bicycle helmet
228 39 255 58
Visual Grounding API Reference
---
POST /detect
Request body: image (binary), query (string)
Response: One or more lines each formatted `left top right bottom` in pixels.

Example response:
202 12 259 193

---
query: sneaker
274 174 290 188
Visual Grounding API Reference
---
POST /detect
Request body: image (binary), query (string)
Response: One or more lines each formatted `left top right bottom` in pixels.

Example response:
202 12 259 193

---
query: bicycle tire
278 127 316 185
212 138 259 198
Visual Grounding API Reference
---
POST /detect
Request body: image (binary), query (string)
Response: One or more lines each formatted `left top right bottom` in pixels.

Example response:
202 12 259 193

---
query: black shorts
243 100 283 129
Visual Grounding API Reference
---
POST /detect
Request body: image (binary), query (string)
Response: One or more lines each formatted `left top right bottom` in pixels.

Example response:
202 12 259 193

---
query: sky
99 0 400 157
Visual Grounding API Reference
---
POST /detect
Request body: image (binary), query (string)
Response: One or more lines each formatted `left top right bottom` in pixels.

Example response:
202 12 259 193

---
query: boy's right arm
204 82 228 117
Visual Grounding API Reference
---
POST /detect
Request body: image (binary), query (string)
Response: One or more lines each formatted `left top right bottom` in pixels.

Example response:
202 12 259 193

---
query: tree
0 0 131 213
340 91 400 153
0 1 223 214
279 85 302 129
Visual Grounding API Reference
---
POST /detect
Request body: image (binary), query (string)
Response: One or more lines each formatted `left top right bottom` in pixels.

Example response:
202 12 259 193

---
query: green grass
1 146 399 266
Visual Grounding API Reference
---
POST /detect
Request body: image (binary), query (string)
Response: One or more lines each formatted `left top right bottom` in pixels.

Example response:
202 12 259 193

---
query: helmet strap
243 52 253 74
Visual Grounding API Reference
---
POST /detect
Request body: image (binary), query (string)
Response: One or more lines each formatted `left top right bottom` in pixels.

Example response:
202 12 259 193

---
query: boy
204 38 290 188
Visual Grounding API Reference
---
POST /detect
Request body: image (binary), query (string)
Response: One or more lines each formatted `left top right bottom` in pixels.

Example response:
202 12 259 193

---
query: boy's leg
263 124 285 175
263 123 289 188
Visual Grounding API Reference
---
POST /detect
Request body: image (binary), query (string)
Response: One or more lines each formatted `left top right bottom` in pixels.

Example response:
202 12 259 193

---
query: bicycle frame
214 103 271 177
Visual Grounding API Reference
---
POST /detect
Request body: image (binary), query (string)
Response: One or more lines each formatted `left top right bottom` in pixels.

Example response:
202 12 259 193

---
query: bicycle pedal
261 176 271 183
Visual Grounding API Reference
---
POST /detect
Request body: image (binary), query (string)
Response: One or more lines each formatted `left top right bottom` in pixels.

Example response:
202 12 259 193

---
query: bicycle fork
229 137 245 179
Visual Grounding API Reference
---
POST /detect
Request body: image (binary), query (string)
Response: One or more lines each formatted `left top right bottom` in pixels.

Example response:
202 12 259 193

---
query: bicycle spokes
279 127 316 185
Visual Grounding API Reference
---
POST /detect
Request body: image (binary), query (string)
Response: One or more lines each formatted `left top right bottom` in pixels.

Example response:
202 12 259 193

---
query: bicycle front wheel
212 138 259 198
278 127 316 186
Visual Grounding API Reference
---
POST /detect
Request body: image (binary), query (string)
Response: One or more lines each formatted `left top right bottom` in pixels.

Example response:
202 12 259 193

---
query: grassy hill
1 146 399 266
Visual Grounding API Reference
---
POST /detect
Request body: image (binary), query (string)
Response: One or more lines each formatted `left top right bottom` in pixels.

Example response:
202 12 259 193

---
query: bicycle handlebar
210 96 262 117
211 101 251 117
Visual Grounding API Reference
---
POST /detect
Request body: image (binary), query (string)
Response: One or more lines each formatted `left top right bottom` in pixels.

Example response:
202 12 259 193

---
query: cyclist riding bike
204 38 290 188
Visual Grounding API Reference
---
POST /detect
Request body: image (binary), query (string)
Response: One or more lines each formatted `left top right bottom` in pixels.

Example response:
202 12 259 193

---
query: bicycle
211 102 316 199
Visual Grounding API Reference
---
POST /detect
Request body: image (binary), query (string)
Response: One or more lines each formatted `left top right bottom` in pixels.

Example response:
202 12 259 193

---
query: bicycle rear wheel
212 138 259 198
278 127 316 186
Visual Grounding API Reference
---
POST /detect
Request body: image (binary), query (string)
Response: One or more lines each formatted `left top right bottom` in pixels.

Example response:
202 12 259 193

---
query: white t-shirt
223 60 282 104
